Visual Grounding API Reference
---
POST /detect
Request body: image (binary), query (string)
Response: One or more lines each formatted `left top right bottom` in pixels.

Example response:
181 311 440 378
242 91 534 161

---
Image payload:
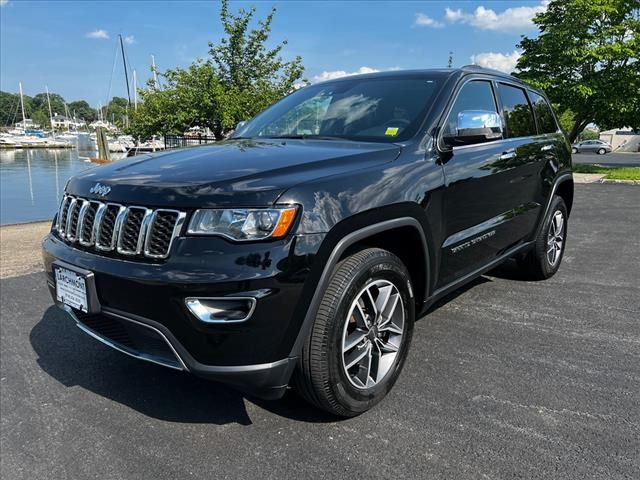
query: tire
517 196 568 280
293 248 415 417
571 147 578 154
597 148 606 155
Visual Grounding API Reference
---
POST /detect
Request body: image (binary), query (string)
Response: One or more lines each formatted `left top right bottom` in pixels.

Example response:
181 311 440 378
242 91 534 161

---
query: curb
600 179 640 185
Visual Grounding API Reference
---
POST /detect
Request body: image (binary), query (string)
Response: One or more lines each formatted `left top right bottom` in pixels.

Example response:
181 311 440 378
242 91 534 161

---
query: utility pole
119 34 132 107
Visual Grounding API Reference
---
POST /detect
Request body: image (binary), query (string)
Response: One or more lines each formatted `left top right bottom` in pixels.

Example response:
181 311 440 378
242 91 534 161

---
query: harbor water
0 141 127 225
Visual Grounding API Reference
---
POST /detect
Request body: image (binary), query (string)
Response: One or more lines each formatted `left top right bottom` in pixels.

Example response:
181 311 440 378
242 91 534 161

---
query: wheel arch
288 212 433 361
555 177 574 215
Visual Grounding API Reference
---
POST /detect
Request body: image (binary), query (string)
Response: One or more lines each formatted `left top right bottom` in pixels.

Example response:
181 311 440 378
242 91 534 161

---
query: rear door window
529 91 558 134
496 83 537 138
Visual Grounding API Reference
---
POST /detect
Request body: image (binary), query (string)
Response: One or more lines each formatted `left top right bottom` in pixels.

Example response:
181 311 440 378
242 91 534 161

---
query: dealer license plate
54 267 89 313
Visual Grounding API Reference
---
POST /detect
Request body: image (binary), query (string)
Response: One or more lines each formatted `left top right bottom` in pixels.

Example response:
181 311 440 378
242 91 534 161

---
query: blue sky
0 0 547 107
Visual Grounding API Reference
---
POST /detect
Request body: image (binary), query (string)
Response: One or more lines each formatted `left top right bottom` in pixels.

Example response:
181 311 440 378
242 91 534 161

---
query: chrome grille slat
117 207 150 255
144 210 186 259
78 202 100 246
57 196 72 236
55 195 183 260
65 198 79 241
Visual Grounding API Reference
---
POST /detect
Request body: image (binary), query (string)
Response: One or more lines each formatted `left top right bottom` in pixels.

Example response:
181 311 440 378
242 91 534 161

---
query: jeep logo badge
89 183 111 197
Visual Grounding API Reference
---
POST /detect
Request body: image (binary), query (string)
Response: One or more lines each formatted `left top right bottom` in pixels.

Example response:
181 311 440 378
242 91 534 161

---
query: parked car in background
572 139 612 154
42 66 574 417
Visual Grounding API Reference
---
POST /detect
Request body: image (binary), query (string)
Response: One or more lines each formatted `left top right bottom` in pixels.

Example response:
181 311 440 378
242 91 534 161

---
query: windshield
234 76 442 143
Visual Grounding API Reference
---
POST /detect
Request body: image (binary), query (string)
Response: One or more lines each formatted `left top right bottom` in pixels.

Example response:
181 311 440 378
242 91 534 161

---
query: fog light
185 297 256 323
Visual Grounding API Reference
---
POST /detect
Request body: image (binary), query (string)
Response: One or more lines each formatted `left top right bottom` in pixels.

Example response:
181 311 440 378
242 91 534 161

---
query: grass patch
573 164 640 180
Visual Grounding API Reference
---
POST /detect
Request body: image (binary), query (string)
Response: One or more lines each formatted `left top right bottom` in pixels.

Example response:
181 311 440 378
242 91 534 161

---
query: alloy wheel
341 279 404 389
547 210 565 266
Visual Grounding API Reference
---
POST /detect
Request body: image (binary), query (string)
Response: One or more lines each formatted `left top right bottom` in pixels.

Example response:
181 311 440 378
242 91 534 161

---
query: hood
67 139 401 208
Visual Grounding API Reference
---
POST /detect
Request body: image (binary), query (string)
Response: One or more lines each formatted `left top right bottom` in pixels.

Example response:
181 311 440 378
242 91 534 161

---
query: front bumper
42 230 325 399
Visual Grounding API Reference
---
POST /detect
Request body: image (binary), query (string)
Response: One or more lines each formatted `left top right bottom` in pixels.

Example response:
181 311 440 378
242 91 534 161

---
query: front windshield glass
234 76 442 143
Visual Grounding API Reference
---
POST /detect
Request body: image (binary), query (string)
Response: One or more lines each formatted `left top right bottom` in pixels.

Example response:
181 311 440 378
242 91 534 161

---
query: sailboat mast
133 69 138 111
151 55 158 88
119 34 132 107
18 82 26 126
45 86 53 129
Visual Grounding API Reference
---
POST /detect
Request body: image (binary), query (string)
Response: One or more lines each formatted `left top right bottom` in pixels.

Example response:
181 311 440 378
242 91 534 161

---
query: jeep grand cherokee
42 66 573 417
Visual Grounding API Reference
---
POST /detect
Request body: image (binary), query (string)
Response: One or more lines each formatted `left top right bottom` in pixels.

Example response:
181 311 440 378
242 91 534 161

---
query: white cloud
124 35 135 45
445 1 548 32
312 66 380 83
471 50 522 73
414 13 444 28
0 0 9 6
86 29 110 39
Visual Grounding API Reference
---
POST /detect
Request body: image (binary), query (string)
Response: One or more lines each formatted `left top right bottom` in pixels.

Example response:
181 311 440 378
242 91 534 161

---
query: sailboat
0 83 74 149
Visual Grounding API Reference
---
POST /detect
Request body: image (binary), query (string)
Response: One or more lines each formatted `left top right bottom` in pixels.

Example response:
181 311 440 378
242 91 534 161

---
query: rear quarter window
529 91 558 134
497 83 537 138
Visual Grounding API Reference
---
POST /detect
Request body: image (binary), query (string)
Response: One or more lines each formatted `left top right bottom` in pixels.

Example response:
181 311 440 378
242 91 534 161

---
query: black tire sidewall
326 253 414 414
537 196 568 277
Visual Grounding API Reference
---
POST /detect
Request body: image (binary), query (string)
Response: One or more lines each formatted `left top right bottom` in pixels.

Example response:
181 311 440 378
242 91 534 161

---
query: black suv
43 66 573 417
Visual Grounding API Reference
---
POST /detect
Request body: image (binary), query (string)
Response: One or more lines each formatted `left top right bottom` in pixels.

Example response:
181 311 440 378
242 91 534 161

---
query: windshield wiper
264 135 352 141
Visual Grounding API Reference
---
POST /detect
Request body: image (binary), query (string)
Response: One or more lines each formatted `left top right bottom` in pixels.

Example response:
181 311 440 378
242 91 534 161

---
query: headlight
187 207 297 240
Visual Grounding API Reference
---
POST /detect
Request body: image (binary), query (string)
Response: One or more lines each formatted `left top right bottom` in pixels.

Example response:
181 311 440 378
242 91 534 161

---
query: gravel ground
1 184 639 480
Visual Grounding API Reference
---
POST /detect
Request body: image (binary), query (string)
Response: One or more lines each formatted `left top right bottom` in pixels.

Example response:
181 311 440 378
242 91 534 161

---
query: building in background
599 127 640 152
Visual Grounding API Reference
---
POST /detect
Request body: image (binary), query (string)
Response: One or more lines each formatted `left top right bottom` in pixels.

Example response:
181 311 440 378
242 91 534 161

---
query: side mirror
235 120 248 131
443 110 503 147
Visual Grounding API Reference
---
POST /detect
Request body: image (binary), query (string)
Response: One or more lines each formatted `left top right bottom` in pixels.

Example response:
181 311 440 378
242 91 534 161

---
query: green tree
130 61 224 136
516 0 640 142
129 0 305 139
0 91 22 126
102 97 130 127
68 100 97 122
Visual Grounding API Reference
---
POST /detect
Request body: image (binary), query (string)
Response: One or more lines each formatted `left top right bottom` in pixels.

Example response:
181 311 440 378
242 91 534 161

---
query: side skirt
422 240 534 313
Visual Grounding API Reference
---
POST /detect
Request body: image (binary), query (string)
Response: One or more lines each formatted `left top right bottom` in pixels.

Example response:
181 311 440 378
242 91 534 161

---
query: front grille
57 195 185 260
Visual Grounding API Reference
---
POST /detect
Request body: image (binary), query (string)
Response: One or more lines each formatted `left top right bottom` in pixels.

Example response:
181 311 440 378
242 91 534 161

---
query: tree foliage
0 90 124 128
516 0 640 142
129 0 305 139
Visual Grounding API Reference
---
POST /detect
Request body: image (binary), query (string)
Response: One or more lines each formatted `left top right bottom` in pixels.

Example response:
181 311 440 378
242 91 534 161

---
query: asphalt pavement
572 151 640 167
1 184 639 480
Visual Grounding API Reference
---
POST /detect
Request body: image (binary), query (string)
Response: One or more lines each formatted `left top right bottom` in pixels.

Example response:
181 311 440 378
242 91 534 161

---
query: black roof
318 65 527 87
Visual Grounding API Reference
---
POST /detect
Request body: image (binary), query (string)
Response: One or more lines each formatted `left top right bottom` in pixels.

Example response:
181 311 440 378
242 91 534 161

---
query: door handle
541 144 555 152
499 151 517 161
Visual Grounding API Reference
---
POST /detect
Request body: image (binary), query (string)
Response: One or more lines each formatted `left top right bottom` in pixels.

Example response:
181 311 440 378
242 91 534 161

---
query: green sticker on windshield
385 127 399 136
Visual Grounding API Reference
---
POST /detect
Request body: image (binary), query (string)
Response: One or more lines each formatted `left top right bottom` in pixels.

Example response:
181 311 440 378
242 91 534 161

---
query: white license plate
55 267 89 313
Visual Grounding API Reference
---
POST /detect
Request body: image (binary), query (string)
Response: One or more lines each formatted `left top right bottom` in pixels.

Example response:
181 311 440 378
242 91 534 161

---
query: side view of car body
42 66 574 416
572 139 612 154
